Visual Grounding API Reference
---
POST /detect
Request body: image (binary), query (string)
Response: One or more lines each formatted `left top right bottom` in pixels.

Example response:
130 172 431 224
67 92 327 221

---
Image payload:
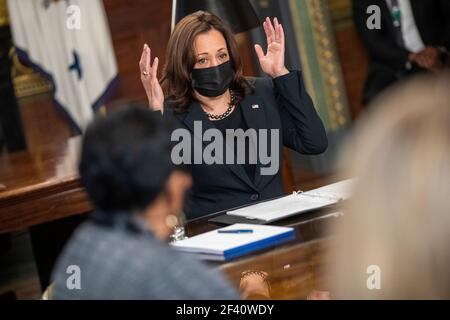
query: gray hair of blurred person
329 72 450 299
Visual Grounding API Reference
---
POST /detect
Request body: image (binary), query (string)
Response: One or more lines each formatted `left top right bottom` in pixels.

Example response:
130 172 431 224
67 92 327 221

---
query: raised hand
139 44 164 111
254 17 289 78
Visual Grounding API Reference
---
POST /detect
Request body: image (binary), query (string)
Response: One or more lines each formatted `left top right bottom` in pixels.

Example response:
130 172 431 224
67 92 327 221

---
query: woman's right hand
139 44 164 112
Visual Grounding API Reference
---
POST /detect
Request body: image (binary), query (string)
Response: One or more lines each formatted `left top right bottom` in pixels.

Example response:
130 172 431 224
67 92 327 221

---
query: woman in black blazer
139 11 328 220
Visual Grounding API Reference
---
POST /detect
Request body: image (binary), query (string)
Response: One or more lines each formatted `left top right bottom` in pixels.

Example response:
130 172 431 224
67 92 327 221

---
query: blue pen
218 229 254 234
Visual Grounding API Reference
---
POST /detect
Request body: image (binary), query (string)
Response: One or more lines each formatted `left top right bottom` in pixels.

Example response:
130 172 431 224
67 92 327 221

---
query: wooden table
0 137 340 298
0 137 91 234
186 207 340 300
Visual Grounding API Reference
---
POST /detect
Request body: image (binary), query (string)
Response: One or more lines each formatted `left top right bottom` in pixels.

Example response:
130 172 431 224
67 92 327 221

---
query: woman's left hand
254 17 289 78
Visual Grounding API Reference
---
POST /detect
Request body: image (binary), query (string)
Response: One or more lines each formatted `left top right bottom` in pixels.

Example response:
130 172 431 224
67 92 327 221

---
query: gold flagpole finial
0 0 9 27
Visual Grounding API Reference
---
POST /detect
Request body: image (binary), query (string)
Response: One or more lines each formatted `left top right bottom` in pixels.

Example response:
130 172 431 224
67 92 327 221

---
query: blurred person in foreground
50 107 269 299
327 72 450 299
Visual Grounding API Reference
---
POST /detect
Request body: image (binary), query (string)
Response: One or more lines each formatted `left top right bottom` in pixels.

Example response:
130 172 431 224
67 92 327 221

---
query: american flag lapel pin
251 104 259 109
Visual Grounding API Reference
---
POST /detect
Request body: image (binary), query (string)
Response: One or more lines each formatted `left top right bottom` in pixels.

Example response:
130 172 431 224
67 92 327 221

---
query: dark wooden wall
328 0 369 119
334 26 368 119
103 0 172 104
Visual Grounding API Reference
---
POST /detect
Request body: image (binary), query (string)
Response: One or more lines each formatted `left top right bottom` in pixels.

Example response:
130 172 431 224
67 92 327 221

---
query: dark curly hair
79 106 176 213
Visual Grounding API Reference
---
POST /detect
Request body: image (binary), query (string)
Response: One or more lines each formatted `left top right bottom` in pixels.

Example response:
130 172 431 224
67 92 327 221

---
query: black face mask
191 60 235 97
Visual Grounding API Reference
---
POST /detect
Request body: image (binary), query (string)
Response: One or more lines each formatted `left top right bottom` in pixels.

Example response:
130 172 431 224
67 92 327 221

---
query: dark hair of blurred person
329 72 450 299
79 106 176 215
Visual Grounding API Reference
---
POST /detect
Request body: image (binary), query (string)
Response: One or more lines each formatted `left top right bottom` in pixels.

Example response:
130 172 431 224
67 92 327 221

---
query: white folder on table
226 179 355 223
171 223 295 261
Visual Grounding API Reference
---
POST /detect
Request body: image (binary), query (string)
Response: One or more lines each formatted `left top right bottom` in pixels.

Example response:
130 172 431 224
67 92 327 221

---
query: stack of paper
302 178 355 201
170 223 295 261
226 179 355 223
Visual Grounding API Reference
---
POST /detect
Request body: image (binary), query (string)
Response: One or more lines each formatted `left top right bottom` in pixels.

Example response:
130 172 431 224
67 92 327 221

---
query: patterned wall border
327 0 353 30
289 0 351 131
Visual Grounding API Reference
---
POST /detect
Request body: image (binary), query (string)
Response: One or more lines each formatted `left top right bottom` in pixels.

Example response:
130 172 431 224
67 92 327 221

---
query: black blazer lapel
240 94 274 189
182 100 257 191
182 101 215 139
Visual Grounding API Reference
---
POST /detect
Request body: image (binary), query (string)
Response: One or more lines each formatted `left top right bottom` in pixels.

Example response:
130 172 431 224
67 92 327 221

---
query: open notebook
171 223 295 261
224 179 355 223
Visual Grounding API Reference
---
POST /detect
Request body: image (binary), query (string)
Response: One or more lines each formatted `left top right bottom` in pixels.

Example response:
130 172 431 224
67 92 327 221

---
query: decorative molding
326 0 353 30
309 0 349 129
289 0 351 131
